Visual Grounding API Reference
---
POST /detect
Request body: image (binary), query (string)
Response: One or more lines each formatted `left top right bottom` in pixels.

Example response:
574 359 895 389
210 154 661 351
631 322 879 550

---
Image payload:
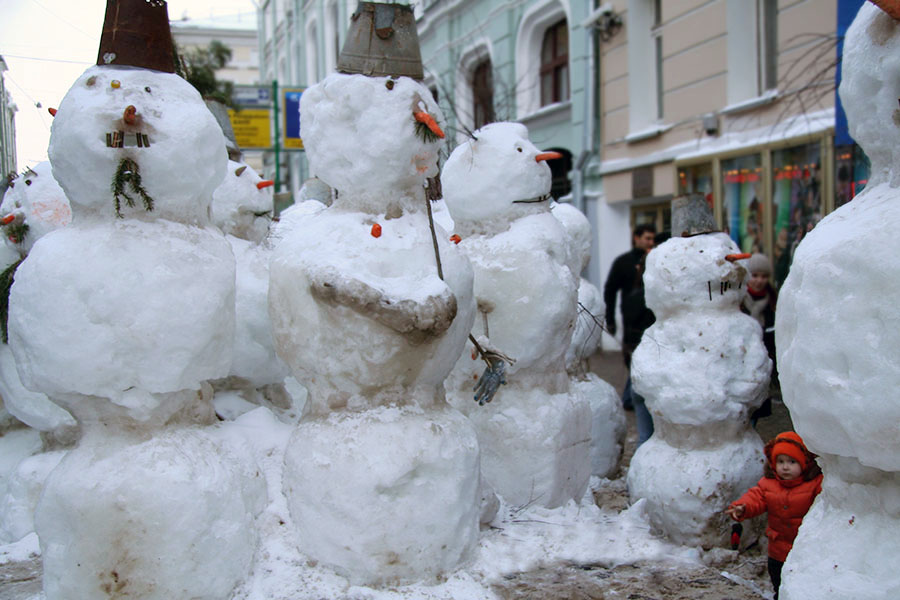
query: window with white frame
627 0 663 135
455 41 493 138
305 19 319 84
726 0 778 108
514 0 569 118
324 1 340 74
539 19 569 107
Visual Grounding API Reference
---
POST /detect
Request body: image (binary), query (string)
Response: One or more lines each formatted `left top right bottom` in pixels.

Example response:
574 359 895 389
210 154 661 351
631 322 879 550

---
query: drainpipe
574 1 605 214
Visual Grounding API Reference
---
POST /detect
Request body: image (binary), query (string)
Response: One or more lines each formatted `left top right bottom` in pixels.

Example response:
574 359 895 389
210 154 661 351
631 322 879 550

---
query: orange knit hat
770 431 808 470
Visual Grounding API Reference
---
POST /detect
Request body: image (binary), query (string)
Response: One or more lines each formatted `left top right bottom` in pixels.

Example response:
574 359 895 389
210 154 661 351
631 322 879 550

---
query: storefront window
721 154 763 255
835 144 869 209
772 144 821 288
677 163 713 199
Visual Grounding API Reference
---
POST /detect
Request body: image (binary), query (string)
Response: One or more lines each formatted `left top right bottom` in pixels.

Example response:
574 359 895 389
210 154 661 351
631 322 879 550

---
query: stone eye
385 80 395 90
86 76 97 87
111 80 121 89
517 147 523 152
145 86 152 93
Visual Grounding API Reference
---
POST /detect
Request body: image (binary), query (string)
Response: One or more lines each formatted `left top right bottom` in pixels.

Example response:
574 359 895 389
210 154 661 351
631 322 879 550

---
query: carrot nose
123 105 137 125
48 107 57 117
414 111 445 139
535 151 562 162
257 180 275 190
725 253 752 262
1 214 16 225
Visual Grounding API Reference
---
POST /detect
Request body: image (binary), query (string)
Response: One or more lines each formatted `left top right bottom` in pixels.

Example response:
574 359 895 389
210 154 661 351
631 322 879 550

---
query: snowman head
442 123 558 231
839 3 900 186
48 65 226 224
644 233 748 319
300 73 446 207
211 160 274 242
0 162 72 253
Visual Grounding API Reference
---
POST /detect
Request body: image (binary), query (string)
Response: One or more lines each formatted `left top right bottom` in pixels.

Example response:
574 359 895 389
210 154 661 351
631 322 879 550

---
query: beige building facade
593 0 839 288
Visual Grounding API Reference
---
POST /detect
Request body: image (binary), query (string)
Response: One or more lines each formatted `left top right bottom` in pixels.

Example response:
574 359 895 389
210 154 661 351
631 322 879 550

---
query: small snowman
553 201 626 479
626 195 769 548
7 2 265 598
776 3 900 598
0 163 76 445
210 159 294 419
442 122 592 508
268 2 480 585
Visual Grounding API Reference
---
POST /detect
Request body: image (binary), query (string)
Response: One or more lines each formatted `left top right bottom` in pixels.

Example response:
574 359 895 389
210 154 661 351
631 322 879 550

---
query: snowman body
8 65 264 600
627 233 769 548
553 201 626 479
442 123 591 508
776 5 900 598
268 73 480 585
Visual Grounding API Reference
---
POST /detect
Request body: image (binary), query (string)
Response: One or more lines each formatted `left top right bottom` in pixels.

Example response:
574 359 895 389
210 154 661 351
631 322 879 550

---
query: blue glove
474 359 507 405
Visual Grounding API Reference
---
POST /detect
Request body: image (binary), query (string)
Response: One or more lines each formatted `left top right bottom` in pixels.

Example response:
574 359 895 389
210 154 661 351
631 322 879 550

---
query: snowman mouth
105 131 151 148
512 193 551 204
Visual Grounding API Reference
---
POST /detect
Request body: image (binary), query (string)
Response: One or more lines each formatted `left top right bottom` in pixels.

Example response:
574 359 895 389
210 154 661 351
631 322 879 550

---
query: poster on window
722 155 763 255
772 144 821 289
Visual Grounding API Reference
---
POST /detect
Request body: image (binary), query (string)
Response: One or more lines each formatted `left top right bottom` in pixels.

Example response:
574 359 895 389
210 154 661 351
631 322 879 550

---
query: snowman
267 2 480 585
775 3 900 597
0 162 76 445
209 160 295 419
552 201 626 479
626 195 770 548
441 122 592 508
7 1 265 597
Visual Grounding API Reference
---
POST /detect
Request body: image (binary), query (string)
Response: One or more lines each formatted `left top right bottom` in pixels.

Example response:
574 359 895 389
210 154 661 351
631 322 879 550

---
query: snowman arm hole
308 268 458 341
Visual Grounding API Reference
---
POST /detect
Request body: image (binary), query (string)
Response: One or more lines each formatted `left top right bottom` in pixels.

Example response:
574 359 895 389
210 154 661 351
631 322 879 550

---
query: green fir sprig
112 158 154 218
3 222 29 245
1 258 24 344
415 120 441 144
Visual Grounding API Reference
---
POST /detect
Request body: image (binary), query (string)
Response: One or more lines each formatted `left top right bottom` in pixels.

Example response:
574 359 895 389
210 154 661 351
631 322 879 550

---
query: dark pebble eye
385 80 395 90
144 86 152 93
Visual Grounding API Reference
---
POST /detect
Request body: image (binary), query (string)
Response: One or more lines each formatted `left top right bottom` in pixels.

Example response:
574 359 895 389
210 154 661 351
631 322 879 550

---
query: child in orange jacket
726 431 823 599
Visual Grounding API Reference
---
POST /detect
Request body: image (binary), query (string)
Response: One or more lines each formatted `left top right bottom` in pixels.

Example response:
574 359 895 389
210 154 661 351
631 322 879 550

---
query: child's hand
725 504 745 520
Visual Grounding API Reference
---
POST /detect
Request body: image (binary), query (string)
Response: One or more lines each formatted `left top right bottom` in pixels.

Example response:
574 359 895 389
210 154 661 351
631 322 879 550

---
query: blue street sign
283 88 304 149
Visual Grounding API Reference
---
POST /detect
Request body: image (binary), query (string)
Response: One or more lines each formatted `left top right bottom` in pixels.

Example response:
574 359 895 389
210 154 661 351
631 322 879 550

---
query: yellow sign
228 108 272 150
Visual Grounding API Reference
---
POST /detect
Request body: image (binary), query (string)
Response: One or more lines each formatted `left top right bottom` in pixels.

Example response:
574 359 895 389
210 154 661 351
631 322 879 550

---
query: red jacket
730 474 823 562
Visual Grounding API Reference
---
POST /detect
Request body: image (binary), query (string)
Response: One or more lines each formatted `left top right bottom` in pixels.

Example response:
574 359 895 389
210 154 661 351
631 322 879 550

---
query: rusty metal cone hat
97 0 176 73
870 0 900 20
671 193 718 237
337 2 424 80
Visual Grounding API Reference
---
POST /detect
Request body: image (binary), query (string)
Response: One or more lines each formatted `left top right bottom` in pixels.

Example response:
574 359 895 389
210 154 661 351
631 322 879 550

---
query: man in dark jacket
603 224 656 347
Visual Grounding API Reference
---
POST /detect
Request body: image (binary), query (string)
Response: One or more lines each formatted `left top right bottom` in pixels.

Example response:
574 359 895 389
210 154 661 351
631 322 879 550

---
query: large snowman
776 3 900 598
268 2 480 585
442 122 592 508
7 1 265 598
626 197 770 548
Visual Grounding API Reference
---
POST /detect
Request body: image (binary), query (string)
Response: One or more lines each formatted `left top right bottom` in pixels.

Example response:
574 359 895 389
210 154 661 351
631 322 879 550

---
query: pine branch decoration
0 258 24 344
3 222 29 245
415 120 441 144
112 158 154 218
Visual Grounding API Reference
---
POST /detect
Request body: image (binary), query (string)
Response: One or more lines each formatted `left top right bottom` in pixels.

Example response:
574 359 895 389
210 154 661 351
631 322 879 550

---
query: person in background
604 224 656 409
620 254 655 444
726 432 823 600
741 253 778 424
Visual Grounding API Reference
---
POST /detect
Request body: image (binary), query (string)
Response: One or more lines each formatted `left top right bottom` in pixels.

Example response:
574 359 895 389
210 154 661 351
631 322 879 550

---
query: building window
772 143 821 288
539 19 569 107
472 60 495 130
726 0 778 106
721 153 763 254
547 148 572 199
627 0 663 134
759 0 778 92
652 0 663 120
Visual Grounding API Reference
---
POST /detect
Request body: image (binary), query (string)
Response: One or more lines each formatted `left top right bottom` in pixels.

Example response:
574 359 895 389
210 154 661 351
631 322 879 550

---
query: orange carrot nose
123 105 137 125
1 214 15 225
725 253 752 262
414 111 445 139
257 180 275 190
48 107 57 117
535 151 563 162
